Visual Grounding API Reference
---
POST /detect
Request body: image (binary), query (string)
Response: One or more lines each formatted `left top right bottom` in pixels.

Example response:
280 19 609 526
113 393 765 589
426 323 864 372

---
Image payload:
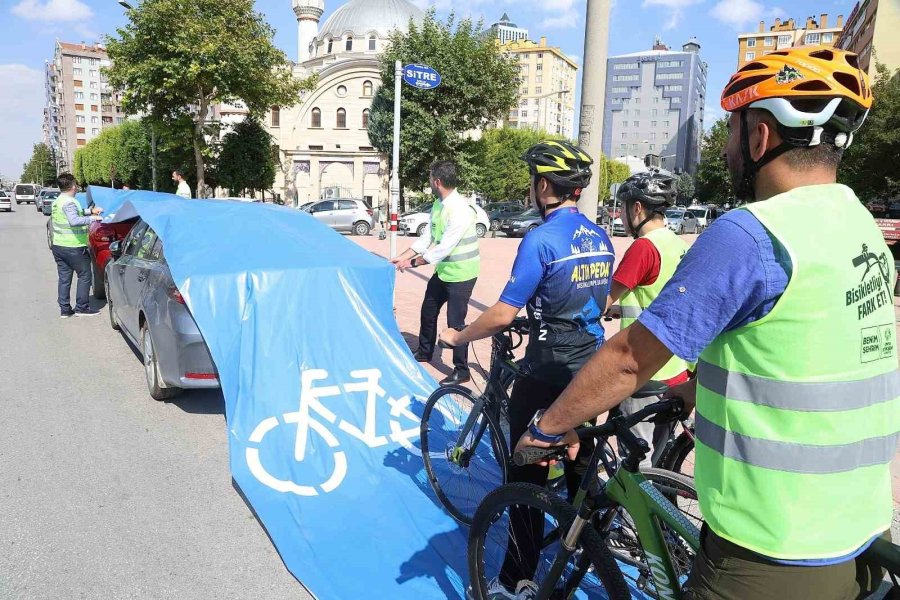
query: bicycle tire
656 429 695 476
469 482 631 600
602 468 701 599
421 385 509 525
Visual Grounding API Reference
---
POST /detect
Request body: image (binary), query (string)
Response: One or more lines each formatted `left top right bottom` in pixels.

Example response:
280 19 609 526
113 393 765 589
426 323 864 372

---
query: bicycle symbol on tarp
245 368 422 496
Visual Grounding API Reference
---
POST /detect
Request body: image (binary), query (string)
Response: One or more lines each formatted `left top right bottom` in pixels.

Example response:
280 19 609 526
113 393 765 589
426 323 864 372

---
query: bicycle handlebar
512 397 685 466
437 317 530 350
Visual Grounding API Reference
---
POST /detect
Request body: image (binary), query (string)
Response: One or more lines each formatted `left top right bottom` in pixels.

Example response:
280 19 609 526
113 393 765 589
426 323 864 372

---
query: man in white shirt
172 170 191 199
392 161 480 386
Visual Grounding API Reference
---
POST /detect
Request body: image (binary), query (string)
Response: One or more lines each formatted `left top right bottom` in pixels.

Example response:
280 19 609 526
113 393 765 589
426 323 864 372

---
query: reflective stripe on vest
695 184 900 561
50 196 89 247
620 227 690 380
431 199 480 282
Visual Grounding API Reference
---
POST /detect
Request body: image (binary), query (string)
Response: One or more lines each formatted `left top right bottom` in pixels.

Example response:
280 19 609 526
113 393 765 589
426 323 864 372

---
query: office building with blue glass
602 38 707 174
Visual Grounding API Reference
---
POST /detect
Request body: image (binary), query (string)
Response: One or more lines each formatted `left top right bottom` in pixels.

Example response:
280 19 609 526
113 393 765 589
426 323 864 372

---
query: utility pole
576 0 611 222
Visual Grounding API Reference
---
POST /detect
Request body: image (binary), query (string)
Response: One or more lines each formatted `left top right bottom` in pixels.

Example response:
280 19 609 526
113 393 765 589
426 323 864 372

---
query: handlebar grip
513 446 568 466
438 340 456 349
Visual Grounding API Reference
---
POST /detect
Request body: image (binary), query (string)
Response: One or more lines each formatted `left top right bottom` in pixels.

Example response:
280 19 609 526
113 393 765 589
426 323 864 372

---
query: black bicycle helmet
520 140 593 190
616 171 676 238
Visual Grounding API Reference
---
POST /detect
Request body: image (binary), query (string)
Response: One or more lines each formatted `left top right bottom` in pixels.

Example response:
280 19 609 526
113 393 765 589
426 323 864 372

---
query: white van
686 205 721 232
14 184 38 205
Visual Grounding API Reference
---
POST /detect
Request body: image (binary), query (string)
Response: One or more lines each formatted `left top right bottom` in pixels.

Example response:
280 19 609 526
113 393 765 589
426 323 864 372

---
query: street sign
402 64 441 90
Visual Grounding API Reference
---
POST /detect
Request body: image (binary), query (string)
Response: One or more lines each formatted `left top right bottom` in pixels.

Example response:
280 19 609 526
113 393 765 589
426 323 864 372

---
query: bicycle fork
450 396 490 467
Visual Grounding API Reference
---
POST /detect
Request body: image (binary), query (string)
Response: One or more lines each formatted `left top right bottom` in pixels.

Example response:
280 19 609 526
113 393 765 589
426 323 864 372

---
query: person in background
605 171 691 468
391 160 480 386
50 173 103 318
172 170 191 199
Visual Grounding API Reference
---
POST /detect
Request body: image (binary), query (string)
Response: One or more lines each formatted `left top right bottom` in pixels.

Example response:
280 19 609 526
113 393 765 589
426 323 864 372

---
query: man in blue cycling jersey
440 140 615 600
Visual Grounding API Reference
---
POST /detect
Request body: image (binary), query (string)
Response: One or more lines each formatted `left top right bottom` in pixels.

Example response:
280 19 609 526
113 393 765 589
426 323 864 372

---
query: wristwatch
528 410 565 444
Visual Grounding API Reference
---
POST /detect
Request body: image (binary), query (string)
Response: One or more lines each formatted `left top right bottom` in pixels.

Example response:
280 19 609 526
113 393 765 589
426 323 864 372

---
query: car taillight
366 209 373 217
167 286 185 304
184 372 217 380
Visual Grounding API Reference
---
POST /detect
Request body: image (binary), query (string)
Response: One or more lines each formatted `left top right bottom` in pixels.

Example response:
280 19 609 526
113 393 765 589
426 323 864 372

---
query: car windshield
519 208 540 218
665 210 684 218
484 203 506 211
43 192 60 200
688 209 706 218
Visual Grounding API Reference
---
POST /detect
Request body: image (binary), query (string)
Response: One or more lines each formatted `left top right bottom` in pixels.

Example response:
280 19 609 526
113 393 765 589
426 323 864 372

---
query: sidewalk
353 231 900 531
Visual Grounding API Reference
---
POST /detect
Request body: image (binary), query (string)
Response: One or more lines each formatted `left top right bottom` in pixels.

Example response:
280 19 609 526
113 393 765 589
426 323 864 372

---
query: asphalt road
0 207 309 599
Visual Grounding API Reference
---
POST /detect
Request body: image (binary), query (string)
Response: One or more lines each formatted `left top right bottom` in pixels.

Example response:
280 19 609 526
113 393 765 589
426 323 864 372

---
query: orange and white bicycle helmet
720 45 872 199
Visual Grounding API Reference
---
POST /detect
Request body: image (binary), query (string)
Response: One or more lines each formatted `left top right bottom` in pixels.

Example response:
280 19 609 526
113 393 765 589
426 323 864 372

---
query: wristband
528 410 565 444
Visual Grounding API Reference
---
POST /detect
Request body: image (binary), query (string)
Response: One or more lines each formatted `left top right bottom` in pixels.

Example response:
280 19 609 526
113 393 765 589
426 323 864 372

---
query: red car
89 218 138 299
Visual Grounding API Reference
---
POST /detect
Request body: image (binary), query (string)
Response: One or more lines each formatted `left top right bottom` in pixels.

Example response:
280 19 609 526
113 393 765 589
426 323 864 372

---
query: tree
217 118 275 197
839 62 900 201
471 127 549 202
20 143 57 186
368 11 519 194
597 157 631 203
105 0 314 198
694 116 732 205
675 172 696 204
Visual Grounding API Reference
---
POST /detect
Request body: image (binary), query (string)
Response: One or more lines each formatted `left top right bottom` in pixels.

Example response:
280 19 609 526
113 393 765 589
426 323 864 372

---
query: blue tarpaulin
107 191 472 598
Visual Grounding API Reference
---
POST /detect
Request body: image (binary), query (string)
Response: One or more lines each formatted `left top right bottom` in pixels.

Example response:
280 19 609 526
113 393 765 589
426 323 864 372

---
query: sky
0 0 856 180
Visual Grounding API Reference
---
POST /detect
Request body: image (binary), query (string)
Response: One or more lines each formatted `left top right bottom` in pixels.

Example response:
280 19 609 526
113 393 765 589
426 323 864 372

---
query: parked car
484 201 526 231
399 202 490 238
611 217 626 237
687 205 720 232
38 189 61 214
14 183 38 205
500 208 543 237
665 208 699 234
305 198 373 235
0 190 11 212
89 217 139 299
105 219 218 400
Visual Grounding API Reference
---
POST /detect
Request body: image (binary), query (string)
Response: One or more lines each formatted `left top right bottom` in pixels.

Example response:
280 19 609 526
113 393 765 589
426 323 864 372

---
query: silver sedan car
665 208 699 234
105 219 218 400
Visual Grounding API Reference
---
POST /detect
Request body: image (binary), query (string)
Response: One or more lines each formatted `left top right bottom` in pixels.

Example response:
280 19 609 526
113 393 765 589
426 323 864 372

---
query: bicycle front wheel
421 385 509 525
469 482 631 600
657 429 695 477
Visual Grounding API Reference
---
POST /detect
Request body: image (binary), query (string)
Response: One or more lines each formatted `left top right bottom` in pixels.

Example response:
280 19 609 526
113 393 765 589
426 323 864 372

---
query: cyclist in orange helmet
514 46 897 599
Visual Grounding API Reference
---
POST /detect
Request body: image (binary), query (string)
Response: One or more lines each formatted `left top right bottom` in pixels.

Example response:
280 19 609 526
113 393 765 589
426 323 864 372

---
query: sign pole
389 60 402 260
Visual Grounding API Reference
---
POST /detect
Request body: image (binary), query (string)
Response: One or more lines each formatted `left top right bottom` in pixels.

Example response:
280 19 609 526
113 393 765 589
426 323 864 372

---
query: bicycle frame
602 468 700 600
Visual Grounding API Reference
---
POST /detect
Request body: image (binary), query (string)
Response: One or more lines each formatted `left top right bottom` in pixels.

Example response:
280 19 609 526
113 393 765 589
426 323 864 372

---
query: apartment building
601 38 707 174
499 37 579 139
43 41 125 173
838 0 900 75
736 14 844 69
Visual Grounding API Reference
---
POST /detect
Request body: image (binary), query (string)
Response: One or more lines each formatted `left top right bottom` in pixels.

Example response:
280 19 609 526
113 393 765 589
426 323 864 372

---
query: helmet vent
739 62 768 72
809 49 834 61
845 53 860 69
724 74 771 97
792 80 831 92
833 71 862 96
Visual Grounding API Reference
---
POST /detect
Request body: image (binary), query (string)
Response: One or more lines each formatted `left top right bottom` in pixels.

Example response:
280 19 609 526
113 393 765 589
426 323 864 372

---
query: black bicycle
420 317 527 525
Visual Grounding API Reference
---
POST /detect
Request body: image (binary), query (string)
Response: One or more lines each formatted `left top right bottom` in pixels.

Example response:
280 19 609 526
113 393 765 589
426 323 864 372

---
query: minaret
293 0 325 63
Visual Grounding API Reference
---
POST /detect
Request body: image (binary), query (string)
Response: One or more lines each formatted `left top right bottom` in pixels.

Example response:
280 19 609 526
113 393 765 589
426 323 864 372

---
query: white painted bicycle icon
245 368 422 496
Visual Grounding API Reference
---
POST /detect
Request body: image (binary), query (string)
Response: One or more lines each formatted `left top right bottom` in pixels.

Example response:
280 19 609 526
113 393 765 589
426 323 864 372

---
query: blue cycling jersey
500 207 615 386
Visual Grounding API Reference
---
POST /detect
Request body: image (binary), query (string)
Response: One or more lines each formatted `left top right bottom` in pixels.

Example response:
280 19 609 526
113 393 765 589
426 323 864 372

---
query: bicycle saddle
631 380 669 399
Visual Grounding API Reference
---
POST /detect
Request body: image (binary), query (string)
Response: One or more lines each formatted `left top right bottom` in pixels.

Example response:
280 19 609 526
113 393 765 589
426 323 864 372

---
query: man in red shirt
606 172 691 466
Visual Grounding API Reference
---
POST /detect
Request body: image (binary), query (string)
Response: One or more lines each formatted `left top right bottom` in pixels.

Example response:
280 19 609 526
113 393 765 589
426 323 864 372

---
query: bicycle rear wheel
657 429 695 477
469 483 631 600
602 469 701 599
421 385 509 525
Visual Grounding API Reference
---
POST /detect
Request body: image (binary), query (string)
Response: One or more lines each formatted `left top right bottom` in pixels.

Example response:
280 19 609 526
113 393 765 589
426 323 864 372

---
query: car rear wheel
416 223 427 237
475 223 487 238
490 219 500 231
92 259 106 300
142 323 180 401
353 221 371 236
